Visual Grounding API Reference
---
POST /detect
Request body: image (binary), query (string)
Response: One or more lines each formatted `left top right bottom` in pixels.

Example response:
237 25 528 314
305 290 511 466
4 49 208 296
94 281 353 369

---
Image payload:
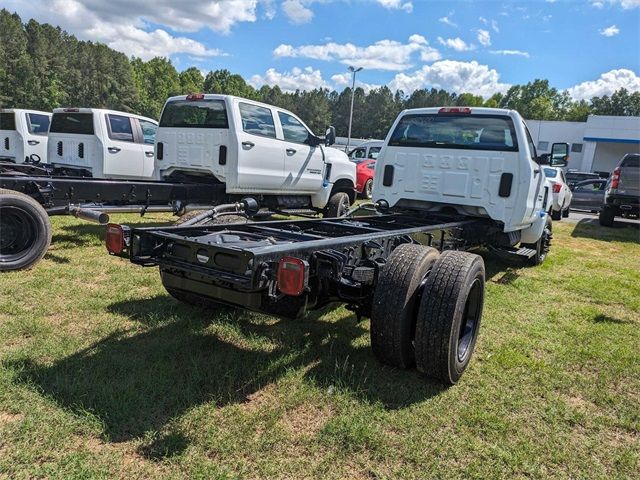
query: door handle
533 169 540 176
145 151 154 157
108 147 121 153
242 141 255 149
286 148 297 155
27 140 40 146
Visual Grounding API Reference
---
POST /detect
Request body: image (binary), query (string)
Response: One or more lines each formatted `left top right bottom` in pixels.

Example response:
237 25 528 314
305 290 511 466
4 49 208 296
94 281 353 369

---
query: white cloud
490 49 530 58
479 17 500 32
439 15 457 27
590 0 640 8
600 25 620 36
249 66 330 91
567 68 640 100
437 37 475 52
376 0 413 12
477 29 491 47
282 0 314 24
1 0 263 60
273 36 441 71
388 60 510 97
331 73 381 93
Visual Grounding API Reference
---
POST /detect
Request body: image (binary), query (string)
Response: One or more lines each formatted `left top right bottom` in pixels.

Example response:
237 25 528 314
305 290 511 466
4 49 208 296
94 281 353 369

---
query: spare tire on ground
0 188 52 272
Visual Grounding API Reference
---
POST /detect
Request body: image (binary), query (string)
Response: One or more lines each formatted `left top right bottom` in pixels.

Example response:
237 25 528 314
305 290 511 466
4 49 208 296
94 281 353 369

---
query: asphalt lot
565 209 640 228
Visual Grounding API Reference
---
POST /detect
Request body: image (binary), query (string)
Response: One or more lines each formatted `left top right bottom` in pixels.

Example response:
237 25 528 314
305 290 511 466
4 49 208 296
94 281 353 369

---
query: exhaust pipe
68 207 109 224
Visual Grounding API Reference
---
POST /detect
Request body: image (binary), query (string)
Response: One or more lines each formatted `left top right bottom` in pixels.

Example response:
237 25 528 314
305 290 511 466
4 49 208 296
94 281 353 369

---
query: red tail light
611 167 621 189
106 223 125 255
438 107 471 114
186 93 205 101
277 257 308 296
552 183 562 193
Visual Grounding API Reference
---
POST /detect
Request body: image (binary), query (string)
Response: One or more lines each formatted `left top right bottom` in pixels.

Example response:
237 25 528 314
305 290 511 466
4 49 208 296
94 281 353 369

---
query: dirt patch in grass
279 403 333 439
0 411 25 425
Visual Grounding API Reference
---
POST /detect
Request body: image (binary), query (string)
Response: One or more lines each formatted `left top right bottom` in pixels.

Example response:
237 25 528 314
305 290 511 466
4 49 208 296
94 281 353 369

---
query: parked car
47 108 158 179
543 166 572 220
566 170 600 188
0 108 51 163
599 153 640 226
356 159 375 199
570 179 606 212
348 140 384 161
155 94 356 215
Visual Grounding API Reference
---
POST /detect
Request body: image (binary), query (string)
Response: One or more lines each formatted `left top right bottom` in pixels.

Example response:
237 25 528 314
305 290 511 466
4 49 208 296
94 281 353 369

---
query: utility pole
346 65 363 153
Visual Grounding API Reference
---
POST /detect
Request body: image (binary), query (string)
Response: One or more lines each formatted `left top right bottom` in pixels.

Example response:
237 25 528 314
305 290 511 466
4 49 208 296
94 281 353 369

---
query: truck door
277 111 324 193
235 102 284 190
103 114 143 179
135 118 158 179
24 112 50 162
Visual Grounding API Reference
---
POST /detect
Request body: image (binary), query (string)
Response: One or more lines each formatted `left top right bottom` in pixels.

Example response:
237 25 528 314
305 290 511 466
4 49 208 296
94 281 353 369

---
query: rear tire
414 251 485 385
551 209 562 221
0 188 51 272
370 244 440 369
599 206 616 227
324 192 350 218
562 207 570 218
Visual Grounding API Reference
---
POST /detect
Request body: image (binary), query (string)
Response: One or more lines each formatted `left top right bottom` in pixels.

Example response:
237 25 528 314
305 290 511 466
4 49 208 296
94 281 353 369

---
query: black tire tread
599 206 615 227
371 243 439 369
0 188 52 271
415 250 484 384
324 192 350 218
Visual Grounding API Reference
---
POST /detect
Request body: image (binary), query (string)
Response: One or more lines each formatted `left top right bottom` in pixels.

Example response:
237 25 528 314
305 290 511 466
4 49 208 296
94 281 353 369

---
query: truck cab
0 109 51 163
47 108 158 179
154 94 356 211
374 107 568 245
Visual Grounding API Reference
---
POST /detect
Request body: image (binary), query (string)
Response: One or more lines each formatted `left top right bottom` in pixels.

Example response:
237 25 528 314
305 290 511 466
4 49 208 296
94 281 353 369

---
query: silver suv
599 153 640 226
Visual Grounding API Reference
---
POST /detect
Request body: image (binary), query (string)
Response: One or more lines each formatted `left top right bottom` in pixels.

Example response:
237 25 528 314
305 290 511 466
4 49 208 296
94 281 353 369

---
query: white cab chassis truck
154 94 356 216
0 109 51 163
109 107 568 385
46 108 158 179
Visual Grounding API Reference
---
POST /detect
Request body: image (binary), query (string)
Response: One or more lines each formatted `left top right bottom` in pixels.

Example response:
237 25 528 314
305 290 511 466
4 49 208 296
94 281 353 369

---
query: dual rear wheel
371 244 485 384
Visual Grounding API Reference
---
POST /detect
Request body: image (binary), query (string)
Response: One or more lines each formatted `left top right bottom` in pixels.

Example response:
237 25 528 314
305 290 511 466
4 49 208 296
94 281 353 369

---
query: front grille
78 142 84 159
57 141 63 156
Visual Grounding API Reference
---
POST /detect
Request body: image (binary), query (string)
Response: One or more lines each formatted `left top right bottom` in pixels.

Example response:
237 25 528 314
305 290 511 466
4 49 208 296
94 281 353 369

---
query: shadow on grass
7 295 445 452
571 218 639 243
592 313 633 325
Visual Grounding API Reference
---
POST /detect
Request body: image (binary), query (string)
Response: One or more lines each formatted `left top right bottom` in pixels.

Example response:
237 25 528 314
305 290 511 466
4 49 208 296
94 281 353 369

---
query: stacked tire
371 244 485 385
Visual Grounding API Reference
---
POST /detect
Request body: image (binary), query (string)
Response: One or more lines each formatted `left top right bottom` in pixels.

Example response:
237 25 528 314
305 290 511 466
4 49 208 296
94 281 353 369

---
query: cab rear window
389 114 518 152
50 112 95 134
159 99 228 128
0 112 16 131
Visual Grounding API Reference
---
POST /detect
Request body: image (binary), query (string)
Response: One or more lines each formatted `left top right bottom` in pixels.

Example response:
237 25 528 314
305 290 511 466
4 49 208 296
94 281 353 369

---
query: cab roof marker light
186 93 205 101
438 107 472 114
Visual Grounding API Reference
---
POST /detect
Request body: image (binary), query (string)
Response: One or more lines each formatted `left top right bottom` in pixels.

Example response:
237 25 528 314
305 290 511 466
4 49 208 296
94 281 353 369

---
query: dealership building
526 115 640 175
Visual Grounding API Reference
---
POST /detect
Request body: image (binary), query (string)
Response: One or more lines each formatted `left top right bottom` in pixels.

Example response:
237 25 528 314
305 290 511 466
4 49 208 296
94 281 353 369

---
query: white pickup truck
46 108 158 179
154 94 356 216
0 108 51 163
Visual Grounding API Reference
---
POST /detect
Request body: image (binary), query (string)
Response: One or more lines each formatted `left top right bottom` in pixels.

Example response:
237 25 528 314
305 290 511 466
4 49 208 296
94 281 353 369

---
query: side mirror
537 153 551 165
550 142 569 167
325 126 336 146
307 133 323 147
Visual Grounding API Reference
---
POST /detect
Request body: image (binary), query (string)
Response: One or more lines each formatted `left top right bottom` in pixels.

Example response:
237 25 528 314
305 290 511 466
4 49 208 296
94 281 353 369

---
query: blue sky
3 0 640 99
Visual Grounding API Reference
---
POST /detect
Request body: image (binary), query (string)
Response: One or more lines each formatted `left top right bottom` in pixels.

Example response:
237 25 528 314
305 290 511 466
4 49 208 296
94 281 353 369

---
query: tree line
1 9 639 138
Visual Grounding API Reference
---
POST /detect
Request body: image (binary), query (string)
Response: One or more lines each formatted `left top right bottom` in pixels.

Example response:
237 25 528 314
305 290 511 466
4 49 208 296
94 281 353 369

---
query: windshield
389 114 518 152
621 154 639 168
50 112 94 134
159 99 228 128
0 112 16 131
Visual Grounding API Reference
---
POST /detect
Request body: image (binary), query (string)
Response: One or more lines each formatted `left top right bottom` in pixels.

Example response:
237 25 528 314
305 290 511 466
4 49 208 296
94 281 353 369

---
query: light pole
346 66 362 153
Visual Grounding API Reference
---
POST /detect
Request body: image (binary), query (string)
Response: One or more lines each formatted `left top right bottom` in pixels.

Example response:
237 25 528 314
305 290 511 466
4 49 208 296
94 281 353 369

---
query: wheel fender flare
520 210 549 245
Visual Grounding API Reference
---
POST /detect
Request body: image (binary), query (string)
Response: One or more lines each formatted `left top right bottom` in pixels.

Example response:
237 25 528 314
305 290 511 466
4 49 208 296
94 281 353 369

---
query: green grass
1 214 638 479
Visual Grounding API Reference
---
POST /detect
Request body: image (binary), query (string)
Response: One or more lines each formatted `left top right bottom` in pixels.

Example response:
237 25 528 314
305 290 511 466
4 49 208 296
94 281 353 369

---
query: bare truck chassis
108 202 543 384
